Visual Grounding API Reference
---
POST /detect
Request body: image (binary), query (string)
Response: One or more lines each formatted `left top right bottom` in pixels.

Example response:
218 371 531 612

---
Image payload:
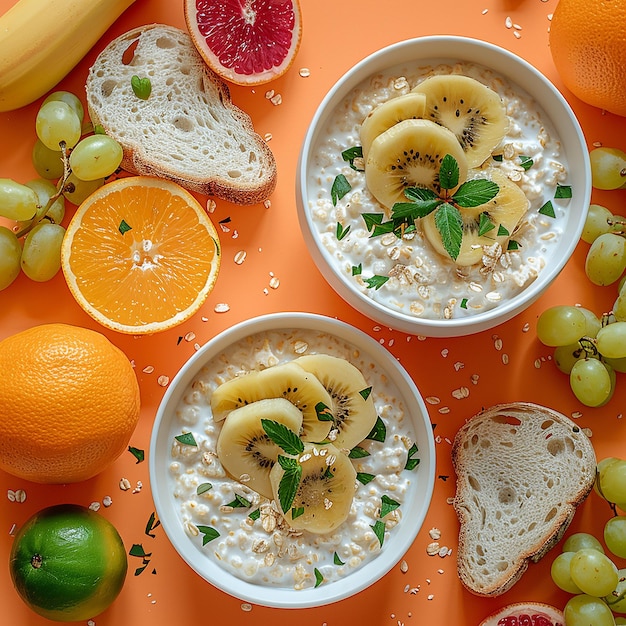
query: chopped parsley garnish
197 525 220 546
331 174 351 206
336 222 351 240
405 443 420 471
380 495 401 518
555 184 572 199
364 275 389 290
175 432 197 447
348 446 370 459
539 200 556 218
370 519 386 547
356 472 376 485
119 219 132 235
342 146 364 170
128 446 144 463
197 483 213 495
366 416 386 443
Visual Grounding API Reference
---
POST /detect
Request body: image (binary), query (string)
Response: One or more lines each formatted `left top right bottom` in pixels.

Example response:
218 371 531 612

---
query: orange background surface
1 0 626 624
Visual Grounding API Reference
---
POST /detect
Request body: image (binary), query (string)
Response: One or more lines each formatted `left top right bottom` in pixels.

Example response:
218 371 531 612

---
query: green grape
610 215 626 235
62 173 104 206
605 354 626 373
20 222 65 282
598 459 626 504
582 204 614 244
564 532 606 554
614 293 626 322
0 178 39 220
597 322 626 359
570 358 613 407
551 551 583 593
570 548 619 597
554 343 588 374
42 90 84 123
595 458 621 498
23 178 65 225
0 226 22 290
605 569 626 614
31 139 64 179
537 305 587 347
586 232 626 286
590 146 626 190
35 100 81 151
578 307 602 337
69 135 123 181
564 594 617 626
605 516 626 559
615 618 626 625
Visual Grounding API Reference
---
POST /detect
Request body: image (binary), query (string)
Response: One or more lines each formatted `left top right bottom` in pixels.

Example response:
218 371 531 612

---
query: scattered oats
426 578 431 585
157 375 170 387
547 12 553 19
452 386 470 399
470 374 479 385
453 361 464 371
241 603 253 612
618 413 623 420
409 586 419 594
373 325 382 332
429 527 441 540
9 523 16 536
265 89 275 99
263 288 269 295
441 348 449 358
427 594 435 600
426 542 440 556
293 340 308 354
404 584 411 592
388 338 395 347
201 316 209 322
534 358 543 369
493 336 503 350
89 501 101 511
270 93 282 106
143 365 154 374
220 222 230 233
513 30 521 38
269 276 280 289
206 199 216 213
446 497 455 505
502 353 509 365
264 132 273 142
425 396 441 405
438 406 451 414
103 495 112 507
231 229 239 239
194 343 201 351
393 76 409 90
88 621 96 626
184 331 196 342
400 559 409 573
438 546 450 558
505 16 513 28
482 8 488 14
299 67 310 77
444 437 452 444
7 490 15 502
239 473 251 483
132 480 143 494
592 141 603 147
437 569 444 574
513 23 522 30
583 427 592 437
264 199 271 209
522 322 530 332
120 478 131 491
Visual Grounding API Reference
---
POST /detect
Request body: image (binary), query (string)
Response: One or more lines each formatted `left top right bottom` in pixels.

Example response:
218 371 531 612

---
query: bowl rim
149 311 436 608
296 35 591 337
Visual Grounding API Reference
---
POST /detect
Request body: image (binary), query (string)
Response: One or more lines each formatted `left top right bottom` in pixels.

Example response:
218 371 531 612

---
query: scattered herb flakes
359 386 372 401
364 275 389 290
331 174 351 206
519 155 534 170
225 494 253 509
131 75 152 100
336 222 351 240
371 519 386 547
362 212 384 231
356 472 376 485
555 184 572 199
507 240 521 251
492 154 503 162
478 212 495 237
342 146 363 170
405 443 420 471
366 416 386 443
351 263 362 276
128 446 144 463
197 525 220 546
248 508 260 521
118 219 132 235
262 419 304 454
315 402 334 422
197 482 213 495
129 543 152 576
333 552 345 565
380 495 400 518
291 506 305 520
460 298 468 310
496 224 510 237
348 446 370 459
276 455 302 512
145 512 160 537
314 568 324 587
539 200 556 218
175 432 197 447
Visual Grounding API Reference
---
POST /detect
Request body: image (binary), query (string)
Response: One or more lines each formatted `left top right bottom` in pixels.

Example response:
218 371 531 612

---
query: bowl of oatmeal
296 36 591 337
149 312 435 608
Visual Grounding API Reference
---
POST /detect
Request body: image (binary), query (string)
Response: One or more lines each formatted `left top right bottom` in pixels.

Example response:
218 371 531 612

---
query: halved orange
184 0 302 86
61 176 221 334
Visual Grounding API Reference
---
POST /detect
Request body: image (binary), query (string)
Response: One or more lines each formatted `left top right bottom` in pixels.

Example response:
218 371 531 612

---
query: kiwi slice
412 74 508 168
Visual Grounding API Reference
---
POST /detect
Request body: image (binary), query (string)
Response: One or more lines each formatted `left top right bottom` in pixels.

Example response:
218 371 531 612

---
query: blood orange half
184 0 302 86
479 602 564 626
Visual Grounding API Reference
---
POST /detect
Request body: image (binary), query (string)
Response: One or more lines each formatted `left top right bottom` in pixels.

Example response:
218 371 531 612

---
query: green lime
9 504 127 622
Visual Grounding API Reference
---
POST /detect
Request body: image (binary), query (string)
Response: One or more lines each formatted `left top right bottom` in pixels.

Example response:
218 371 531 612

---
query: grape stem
14 141 71 239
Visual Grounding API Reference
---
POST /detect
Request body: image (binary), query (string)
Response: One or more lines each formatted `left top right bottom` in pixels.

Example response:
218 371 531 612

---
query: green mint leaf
145 512 160 537
359 386 372 401
539 200 556 217
291 506 305 519
555 184 572 199
460 298 468 310
405 442 420 472
197 482 213 495
225 494 252 508
364 275 389 290
315 401 334 422
439 154 460 190
131 75 152 100
197 525 220 546
507 240 520 251
175 432 197 447
366 416 386 442
404 186 438 202
129 544 150 558
492 154 503 162
128 446 144 463
349 446 370 459
370 519 385 547
434 203 463 261
276 456 302 512
370 221 398 237
314 568 324 587
94 124 106 135
351 264 362 276
497 224 510 237
333 552 345 565
342 146 363 170
261 419 304 455
331 174 351 206
519 156 534 170
380 495 401 518
336 222 350 240
478 212 495 236
119 219 132 235
356 472 376 485
452 179 499 208
248 508 260 521
362 212 384 231
391 199 441 220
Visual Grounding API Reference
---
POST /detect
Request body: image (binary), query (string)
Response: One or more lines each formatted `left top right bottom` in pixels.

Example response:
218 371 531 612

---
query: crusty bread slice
451 402 596 597
85 24 277 205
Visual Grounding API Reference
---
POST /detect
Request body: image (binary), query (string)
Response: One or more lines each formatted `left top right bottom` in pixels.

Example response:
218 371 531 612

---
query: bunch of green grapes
0 91 123 291
551 457 626 626
590 147 626 191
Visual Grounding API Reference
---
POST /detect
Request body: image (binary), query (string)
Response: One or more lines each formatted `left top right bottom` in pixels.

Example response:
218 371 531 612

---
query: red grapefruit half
479 602 564 626
184 0 302 86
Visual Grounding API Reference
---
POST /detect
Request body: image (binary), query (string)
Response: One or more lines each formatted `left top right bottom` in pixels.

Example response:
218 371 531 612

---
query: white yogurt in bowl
149 313 435 608
296 36 591 337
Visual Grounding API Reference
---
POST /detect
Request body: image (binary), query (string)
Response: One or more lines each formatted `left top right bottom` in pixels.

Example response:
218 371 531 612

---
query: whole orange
0 323 140 483
549 0 626 116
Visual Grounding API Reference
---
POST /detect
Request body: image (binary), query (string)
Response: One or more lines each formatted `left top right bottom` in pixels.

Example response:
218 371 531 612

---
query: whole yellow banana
0 0 137 112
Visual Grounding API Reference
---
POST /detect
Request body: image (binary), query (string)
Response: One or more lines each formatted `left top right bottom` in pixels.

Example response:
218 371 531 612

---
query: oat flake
157 375 170 387
299 67 310 78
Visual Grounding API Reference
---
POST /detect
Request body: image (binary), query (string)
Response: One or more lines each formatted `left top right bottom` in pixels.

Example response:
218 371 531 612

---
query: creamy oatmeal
306 60 571 319
167 328 420 590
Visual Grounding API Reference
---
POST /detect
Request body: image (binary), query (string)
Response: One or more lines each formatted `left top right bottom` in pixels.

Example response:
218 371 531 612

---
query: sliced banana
210 362 333 443
293 354 377 450
365 118 468 211
360 91 428 160
216 398 304 499
269 442 357 534
422 168 529 266
412 74 508 168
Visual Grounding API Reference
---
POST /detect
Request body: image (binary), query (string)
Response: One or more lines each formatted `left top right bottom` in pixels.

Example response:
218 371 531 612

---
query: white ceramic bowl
296 36 591 337
149 312 435 608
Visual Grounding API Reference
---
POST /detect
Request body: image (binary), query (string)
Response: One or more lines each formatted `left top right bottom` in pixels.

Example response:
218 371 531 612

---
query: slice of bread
85 24 277 205
451 402 596 597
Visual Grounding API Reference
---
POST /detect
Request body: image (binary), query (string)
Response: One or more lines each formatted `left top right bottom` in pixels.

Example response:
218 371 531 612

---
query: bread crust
85 24 277 205
451 402 596 597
